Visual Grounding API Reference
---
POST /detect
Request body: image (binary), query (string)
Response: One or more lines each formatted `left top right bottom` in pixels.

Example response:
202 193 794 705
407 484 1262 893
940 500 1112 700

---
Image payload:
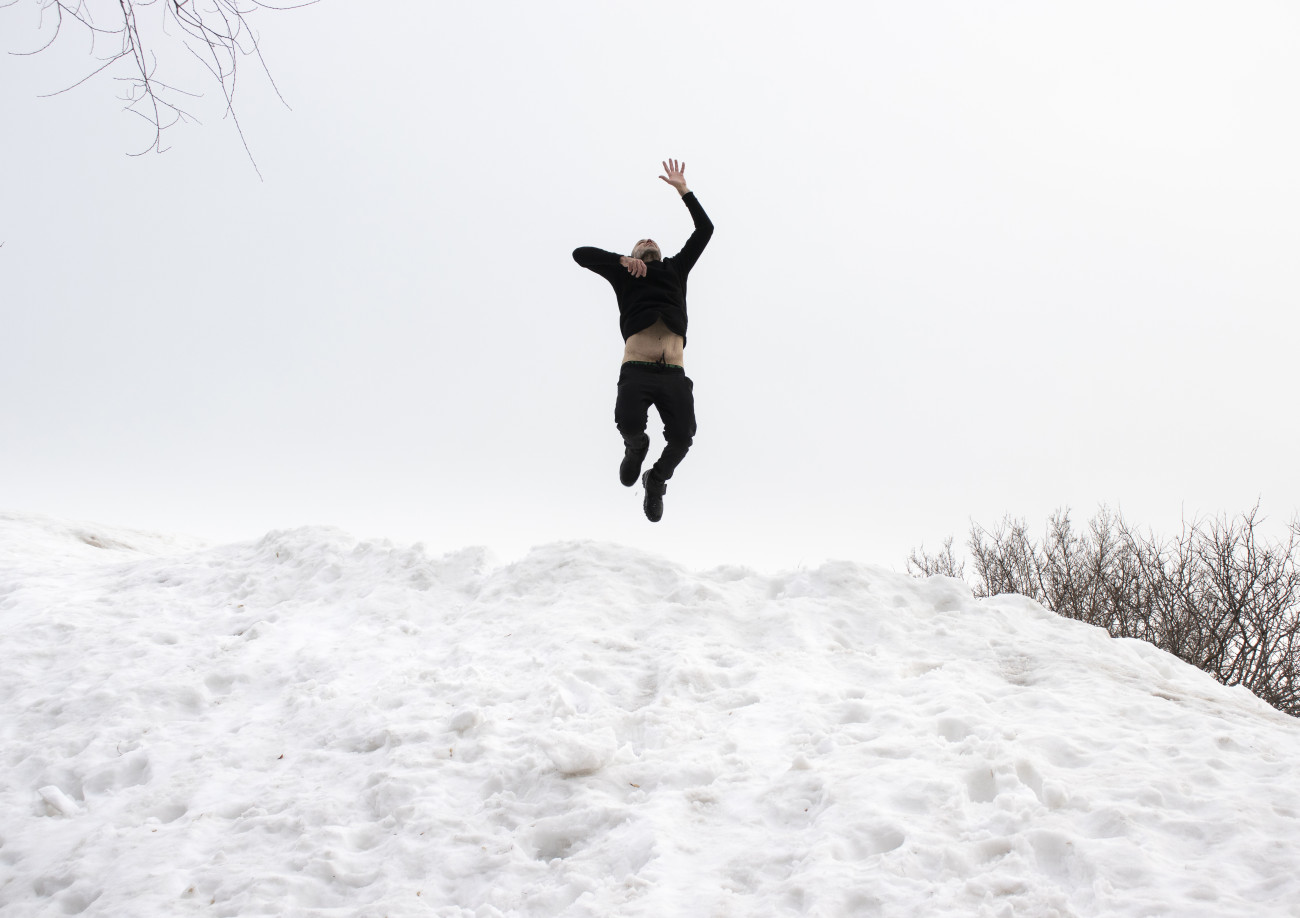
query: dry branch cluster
909 507 1300 717
11 0 299 166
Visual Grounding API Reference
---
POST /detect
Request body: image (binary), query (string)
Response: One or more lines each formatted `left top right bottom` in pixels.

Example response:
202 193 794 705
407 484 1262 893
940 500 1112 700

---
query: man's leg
649 372 696 482
614 365 653 487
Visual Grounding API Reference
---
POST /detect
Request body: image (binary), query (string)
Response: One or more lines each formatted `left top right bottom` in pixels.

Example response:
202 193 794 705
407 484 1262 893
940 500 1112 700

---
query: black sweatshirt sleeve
573 246 622 267
572 246 628 286
670 192 713 275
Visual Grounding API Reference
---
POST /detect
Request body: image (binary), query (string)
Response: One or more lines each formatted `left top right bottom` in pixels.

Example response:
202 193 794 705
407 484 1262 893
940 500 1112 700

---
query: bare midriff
622 317 686 367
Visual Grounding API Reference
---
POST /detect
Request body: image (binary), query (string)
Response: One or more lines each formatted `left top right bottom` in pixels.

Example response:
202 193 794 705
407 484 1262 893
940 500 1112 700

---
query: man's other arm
573 247 649 280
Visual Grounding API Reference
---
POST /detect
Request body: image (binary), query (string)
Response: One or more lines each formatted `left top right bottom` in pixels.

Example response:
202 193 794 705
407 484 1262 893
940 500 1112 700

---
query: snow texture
1 511 1298 917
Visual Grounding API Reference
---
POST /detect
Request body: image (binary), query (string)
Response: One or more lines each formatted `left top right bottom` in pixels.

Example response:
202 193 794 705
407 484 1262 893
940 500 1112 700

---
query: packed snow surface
2 513 1298 918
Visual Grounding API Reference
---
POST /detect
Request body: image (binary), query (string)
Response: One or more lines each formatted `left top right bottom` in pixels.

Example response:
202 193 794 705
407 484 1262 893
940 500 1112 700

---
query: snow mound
1 515 1297 917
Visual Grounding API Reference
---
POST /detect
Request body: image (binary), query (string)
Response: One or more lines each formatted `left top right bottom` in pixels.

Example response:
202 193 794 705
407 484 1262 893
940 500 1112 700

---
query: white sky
3 1 1298 570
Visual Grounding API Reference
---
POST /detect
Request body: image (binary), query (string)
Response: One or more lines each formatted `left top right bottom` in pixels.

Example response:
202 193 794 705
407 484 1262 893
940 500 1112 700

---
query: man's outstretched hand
659 158 690 196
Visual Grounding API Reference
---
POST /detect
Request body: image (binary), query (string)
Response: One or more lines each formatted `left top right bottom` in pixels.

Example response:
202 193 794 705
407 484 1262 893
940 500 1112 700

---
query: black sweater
572 192 713 346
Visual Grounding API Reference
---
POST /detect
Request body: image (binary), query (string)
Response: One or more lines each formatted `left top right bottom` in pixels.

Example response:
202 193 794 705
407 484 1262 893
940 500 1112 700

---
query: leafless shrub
906 536 965 580
7 0 313 173
910 506 1300 717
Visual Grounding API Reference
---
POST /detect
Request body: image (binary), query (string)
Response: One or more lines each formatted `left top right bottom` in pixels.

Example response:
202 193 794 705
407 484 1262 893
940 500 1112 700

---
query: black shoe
620 444 648 487
641 469 667 522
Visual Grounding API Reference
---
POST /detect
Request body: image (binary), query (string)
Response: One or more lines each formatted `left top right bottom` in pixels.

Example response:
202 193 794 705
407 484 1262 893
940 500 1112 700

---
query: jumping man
572 159 714 522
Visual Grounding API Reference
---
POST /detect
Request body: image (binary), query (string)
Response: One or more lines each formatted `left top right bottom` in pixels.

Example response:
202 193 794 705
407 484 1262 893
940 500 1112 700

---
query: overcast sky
3 1 1298 570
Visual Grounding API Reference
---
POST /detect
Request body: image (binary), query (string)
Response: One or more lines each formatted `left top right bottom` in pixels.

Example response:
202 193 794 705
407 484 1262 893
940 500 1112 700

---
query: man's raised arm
661 159 712 271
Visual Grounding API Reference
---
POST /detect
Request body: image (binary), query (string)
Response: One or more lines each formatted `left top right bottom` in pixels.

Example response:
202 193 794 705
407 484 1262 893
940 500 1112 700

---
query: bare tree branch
8 0 316 175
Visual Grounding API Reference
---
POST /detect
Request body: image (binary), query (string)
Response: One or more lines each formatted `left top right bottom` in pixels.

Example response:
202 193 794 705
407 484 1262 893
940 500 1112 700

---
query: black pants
615 362 696 481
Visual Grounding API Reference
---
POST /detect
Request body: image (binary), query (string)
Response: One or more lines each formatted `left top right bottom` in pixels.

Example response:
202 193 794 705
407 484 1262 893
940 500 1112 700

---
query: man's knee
620 429 650 450
663 421 695 450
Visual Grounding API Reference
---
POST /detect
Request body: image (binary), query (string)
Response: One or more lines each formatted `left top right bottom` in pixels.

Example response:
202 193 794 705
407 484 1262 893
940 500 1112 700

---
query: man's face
631 238 661 262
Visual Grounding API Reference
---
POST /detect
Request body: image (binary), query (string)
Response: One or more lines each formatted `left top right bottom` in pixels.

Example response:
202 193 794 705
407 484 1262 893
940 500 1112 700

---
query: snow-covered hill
2 513 1297 917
